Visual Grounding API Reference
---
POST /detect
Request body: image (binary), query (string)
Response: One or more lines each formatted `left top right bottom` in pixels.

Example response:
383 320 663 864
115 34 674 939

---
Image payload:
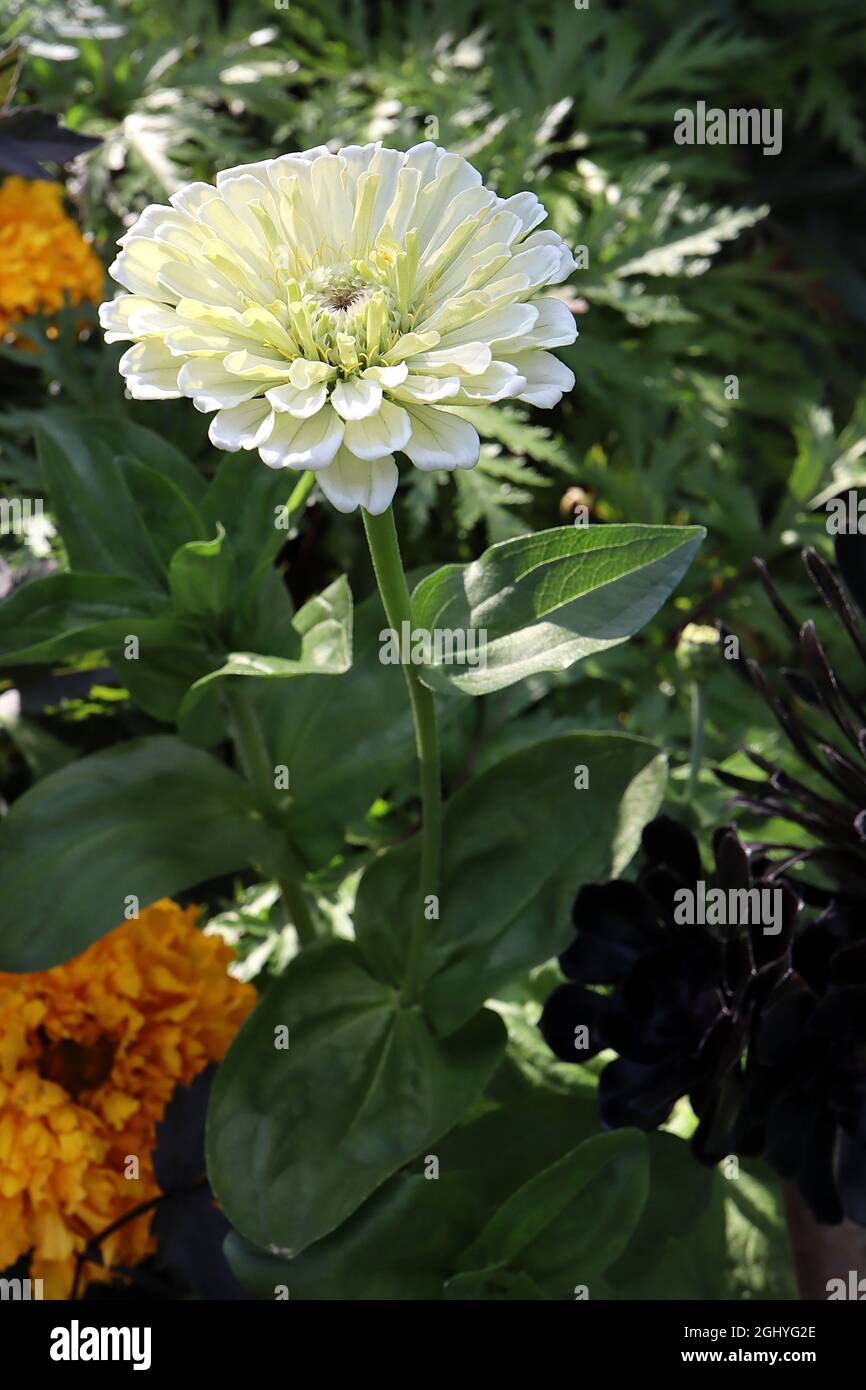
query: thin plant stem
688 679 707 804
362 505 442 1007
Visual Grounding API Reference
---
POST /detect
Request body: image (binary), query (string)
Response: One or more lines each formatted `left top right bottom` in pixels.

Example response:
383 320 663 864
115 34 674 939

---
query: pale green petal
258 404 345 470
265 382 328 417
118 340 181 399
209 399 273 450
344 399 411 459
315 447 398 515
507 350 575 407
402 404 480 471
178 358 261 411
331 376 383 421
391 374 460 403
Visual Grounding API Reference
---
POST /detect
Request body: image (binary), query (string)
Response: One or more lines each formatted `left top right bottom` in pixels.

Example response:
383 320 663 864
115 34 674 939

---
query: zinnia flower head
0 899 254 1298
100 141 577 513
0 175 104 338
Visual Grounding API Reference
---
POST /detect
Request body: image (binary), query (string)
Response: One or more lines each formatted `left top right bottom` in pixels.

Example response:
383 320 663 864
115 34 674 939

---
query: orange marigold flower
0 899 255 1298
0 175 104 337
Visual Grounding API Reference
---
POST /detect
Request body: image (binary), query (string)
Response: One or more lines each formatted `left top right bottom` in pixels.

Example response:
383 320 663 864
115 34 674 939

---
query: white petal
265 382 328 417
222 350 295 382
178 358 260 411
381 330 440 364
100 294 176 343
289 358 338 388
500 245 562 292
169 181 221 217
331 375 383 421
508 351 575 408
362 363 408 388
438 302 537 349
402 405 480 472
507 297 577 351
258 405 345 470
391 374 460 404
315 447 398 514
118 202 200 248
110 240 177 301
497 191 547 236
343 400 411 459
156 257 244 308
519 229 576 283
453 361 526 403
377 165 422 245
99 295 137 342
411 343 492 376
118 340 181 399
309 152 354 248
208 399 272 450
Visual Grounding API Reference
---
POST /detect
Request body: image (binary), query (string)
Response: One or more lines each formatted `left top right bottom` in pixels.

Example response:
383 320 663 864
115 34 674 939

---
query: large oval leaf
446 1130 649 1299
0 735 280 970
411 523 704 694
354 731 667 1035
207 939 506 1255
0 571 195 664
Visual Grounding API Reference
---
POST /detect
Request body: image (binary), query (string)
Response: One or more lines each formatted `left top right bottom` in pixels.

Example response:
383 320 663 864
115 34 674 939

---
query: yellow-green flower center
283 260 401 372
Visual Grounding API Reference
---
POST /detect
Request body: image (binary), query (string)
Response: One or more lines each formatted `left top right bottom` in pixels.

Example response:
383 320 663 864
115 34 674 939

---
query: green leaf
201 453 311 602
225 1089 604 1300
410 523 704 695
723 1160 797 1300
354 732 667 1034
121 459 208 565
0 706 75 778
449 1130 649 1300
606 1132 727 1299
444 1267 546 1299
175 576 353 741
224 1172 480 1301
35 416 205 589
0 735 279 971
435 1093 602 1205
251 581 456 866
110 641 222 729
0 572 194 664
168 523 237 620
207 939 506 1255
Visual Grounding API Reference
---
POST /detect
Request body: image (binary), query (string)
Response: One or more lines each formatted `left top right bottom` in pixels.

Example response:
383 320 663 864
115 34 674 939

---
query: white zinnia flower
100 141 577 514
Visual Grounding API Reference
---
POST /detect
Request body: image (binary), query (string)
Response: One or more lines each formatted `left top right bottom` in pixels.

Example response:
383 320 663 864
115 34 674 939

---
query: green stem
224 679 319 948
362 506 442 1007
688 679 706 804
286 468 316 521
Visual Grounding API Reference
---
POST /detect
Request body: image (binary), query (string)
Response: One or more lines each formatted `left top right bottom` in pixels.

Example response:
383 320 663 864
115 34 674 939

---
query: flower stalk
362 504 442 1007
688 678 706 803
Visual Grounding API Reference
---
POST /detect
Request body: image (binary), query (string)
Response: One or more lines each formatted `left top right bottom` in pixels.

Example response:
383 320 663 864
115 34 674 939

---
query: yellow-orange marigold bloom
0 175 104 337
0 899 255 1298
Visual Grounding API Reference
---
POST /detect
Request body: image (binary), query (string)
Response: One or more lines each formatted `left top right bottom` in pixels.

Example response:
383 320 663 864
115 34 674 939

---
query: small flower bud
675 622 720 681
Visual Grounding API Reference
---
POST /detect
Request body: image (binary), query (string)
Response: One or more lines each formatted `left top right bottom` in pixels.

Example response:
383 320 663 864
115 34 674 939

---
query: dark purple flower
541 816 796 1166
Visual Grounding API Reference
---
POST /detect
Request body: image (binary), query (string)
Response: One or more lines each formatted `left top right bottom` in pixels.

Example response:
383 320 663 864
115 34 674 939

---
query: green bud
675 622 721 682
